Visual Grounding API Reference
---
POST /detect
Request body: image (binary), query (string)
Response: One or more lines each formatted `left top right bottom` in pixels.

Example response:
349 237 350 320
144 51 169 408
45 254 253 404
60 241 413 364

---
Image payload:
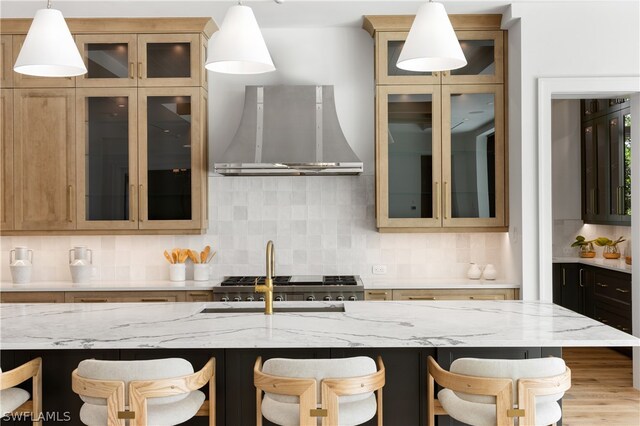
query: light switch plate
372 265 387 275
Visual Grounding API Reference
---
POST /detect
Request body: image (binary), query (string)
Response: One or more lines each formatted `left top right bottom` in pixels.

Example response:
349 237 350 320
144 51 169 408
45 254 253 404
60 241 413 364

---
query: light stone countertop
552 257 632 274
1 301 637 350
364 278 520 290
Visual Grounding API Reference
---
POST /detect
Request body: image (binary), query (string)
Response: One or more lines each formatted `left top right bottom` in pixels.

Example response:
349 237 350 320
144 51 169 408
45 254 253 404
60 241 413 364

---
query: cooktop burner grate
220 275 358 287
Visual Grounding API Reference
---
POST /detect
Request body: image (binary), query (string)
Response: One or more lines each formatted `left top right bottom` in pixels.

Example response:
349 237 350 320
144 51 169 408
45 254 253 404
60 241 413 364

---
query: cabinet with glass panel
366 15 508 231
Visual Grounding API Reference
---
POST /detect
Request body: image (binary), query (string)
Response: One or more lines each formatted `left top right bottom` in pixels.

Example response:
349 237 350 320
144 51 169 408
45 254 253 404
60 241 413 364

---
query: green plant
594 236 626 247
570 235 595 249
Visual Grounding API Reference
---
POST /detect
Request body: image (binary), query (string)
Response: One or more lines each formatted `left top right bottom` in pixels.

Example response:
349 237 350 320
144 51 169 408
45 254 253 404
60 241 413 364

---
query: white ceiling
2 1 629 28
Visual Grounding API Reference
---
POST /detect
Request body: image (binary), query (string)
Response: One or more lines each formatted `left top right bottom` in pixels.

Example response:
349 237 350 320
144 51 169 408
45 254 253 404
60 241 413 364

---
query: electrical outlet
372 265 387 275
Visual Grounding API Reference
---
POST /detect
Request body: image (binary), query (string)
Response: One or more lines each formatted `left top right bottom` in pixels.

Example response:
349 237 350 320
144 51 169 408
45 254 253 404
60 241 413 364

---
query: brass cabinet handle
620 327 630 332
129 62 134 79
435 182 440 220
139 184 145 222
408 296 436 300
442 71 448 76
615 288 630 294
617 186 624 215
562 267 566 286
138 62 143 79
140 298 170 302
129 184 136 222
443 181 448 219
596 282 608 288
67 185 73 222
433 71 439 77
601 319 609 324
80 298 108 303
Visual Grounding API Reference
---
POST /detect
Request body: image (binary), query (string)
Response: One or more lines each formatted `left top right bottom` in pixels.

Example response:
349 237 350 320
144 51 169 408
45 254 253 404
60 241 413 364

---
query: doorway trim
537 76 640 388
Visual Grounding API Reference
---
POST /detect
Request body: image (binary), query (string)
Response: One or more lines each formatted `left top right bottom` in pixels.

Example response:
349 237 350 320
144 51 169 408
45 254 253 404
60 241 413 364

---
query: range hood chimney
214 85 363 176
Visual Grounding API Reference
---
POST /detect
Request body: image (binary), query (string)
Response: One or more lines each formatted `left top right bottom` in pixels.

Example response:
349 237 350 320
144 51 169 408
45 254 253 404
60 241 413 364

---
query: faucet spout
255 241 275 315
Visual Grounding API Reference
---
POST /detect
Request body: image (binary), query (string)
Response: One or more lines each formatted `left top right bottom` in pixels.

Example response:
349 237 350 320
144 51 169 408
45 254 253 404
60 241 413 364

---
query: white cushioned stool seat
259 356 381 426
0 387 30 415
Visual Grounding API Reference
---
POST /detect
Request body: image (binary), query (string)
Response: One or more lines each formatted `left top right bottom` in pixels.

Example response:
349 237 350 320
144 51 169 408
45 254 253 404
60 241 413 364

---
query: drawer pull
80 298 108 303
601 319 609 324
408 296 436 300
141 298 169 302
615 288 629 294
621 327 630 332
596 282 608 288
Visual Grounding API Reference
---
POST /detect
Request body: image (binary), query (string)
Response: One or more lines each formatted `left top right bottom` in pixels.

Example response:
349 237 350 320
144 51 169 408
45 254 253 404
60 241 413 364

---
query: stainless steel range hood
214 85 363 176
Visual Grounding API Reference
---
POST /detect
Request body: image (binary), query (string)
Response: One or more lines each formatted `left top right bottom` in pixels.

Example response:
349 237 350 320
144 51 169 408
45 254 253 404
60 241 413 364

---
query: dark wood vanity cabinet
581 98 631 226
553 263 593 316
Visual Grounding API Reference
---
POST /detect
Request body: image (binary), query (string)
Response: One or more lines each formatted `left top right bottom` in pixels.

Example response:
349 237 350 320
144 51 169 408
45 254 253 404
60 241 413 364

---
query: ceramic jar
483 264 497 280
69 246 93 284
467 263 482 280
193 264 210 281
10 246 33 284
169 264 186 282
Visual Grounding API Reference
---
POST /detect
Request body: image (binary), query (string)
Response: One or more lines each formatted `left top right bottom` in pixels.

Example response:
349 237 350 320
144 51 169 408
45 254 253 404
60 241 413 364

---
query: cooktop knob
246 296 254 302
348 296 357 301
275 296 284 302
233 296 242 302
336 296 344 301
307 296 316 301
259 296 265 302
221 296 229 302
323 296 332 301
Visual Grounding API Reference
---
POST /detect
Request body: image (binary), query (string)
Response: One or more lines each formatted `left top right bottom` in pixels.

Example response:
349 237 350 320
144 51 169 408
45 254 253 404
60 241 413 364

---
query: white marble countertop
364 278 520 289
1 301 637 350
553 257 632 274
0 280 222 292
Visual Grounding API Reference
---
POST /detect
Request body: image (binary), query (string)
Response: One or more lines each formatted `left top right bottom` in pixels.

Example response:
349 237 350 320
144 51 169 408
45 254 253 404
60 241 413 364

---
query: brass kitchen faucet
254 241 275 315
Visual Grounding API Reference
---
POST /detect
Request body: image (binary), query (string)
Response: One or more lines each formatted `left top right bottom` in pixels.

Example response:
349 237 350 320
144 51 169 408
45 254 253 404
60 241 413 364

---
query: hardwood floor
563 347 640 425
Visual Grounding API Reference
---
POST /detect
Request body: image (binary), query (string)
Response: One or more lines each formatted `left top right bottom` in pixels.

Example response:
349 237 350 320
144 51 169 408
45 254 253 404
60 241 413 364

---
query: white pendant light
205 3 275 74
14 0 87 77
396 1 467 72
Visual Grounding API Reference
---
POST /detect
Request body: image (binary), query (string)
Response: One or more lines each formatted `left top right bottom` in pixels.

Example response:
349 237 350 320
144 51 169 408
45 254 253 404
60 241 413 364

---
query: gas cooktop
220 275 359 286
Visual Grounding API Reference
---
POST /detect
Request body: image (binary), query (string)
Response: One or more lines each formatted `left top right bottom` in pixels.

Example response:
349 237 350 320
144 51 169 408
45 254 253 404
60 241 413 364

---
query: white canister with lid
10 246 33 284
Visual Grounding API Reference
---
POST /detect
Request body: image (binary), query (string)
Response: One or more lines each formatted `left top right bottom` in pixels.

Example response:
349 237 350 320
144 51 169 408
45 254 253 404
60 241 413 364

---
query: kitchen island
1 301 638 425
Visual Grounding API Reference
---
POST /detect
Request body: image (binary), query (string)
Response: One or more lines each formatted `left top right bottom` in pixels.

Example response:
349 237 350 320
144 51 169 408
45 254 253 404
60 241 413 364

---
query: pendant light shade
14 8 87 77
396 1 467 72
205 5 275 74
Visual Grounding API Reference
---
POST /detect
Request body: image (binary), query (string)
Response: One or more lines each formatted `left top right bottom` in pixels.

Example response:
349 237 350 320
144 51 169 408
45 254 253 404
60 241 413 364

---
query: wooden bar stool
427 356 571 426
71 357 215 426
254 356 385 426
0 357 42 426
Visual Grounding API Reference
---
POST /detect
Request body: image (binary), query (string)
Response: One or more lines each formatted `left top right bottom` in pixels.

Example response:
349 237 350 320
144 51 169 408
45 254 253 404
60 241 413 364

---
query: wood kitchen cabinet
0 89 13 231
0 292 65 303
392 288 518 301
365 15 508 232
0 35 12 88
13 88 76 230
581 101 631 226
365 290 391 301
1 17 215 235
65 291 186 303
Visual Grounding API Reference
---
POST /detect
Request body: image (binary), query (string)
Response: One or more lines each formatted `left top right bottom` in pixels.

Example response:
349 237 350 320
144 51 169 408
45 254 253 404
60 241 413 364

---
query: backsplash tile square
1 176 513 284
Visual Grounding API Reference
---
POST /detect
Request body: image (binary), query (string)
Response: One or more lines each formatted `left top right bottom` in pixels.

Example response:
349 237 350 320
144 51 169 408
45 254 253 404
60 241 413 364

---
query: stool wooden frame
254 356 386 426
0 357 42 426
71 357 215 426
427 356 571 426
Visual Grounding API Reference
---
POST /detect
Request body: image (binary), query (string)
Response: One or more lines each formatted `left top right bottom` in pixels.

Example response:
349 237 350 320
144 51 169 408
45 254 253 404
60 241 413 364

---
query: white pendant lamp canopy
13 0 87 77
396 1 467 72
205 3 276 74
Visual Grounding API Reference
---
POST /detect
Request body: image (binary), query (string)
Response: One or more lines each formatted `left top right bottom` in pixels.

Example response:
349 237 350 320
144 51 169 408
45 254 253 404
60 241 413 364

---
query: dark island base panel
0 347 561 426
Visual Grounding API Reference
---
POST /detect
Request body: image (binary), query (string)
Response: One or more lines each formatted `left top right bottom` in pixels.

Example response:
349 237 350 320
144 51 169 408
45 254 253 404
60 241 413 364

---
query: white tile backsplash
1 176 514 284
553 219 632 257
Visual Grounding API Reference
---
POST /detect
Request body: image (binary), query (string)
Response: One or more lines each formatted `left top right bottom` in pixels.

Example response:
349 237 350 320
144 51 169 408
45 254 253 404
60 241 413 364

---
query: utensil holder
169 263 186 282
193 264 210 281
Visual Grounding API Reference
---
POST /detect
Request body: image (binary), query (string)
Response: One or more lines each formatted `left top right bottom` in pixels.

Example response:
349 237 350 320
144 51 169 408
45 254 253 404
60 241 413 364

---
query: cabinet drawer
66 291 185 303
0 292 65 303
185 291 213 302
593 271 631 305
392 289 514 301
365 290 391 301
593 301 632 334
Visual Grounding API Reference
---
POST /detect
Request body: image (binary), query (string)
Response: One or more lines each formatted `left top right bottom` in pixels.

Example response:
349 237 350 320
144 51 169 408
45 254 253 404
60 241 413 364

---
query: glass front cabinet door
376 85 442 228
137 34 201 87
138 88 203 230
440 31 504 84
76 35 138 87
442 85 506 228
375 32 441 85
76 88 138 230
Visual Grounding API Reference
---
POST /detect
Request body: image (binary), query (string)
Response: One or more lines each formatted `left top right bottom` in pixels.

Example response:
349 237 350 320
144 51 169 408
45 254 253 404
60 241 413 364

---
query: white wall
507 1 640 299
551 99 581 222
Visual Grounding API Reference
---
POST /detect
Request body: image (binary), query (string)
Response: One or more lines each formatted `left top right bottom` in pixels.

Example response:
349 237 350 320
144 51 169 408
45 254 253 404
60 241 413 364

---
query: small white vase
10 246 33 284
69 246 93 283
467 263 482 280
483 264 497 280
